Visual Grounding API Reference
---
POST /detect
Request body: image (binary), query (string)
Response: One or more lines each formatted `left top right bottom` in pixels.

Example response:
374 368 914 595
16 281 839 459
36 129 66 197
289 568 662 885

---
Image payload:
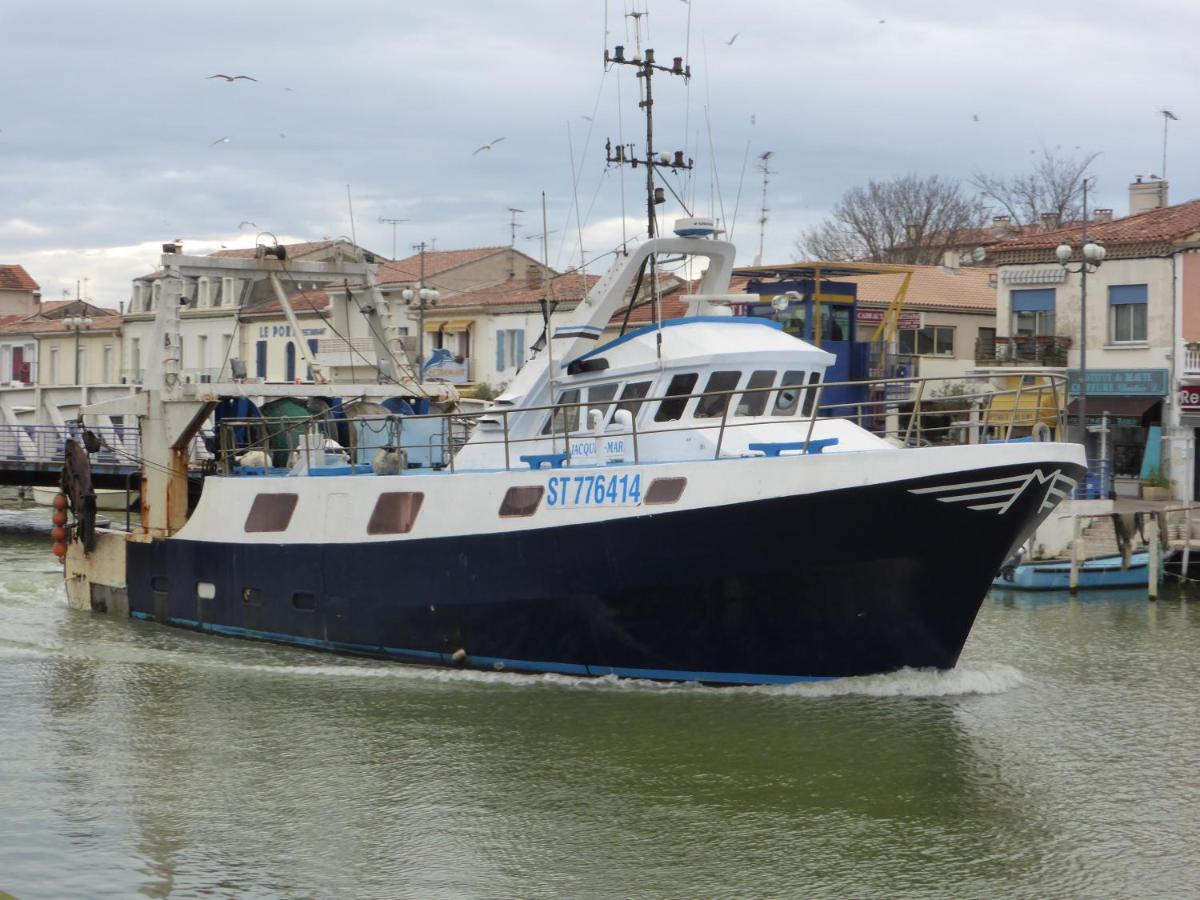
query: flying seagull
725 33 739 46
208 74 257 82
472 136 506 155
210 136 230 146
972 114 980 122
238 221 257 230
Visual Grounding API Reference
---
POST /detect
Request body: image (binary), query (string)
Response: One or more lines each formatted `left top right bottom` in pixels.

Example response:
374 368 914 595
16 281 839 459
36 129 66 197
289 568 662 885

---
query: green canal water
1 502 1198 898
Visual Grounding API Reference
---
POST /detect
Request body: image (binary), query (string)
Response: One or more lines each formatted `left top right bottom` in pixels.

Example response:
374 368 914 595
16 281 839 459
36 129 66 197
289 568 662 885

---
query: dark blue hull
125 461 1085 683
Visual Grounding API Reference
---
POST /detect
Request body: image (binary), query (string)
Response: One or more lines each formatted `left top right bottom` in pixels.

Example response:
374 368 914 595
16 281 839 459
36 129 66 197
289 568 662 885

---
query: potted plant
1140 469 1173 501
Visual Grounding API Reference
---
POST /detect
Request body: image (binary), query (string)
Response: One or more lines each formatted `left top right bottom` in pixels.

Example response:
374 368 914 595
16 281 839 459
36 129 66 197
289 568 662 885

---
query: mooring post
1183 506 1193 586
1148 516 1160 601
1069 515 1082 593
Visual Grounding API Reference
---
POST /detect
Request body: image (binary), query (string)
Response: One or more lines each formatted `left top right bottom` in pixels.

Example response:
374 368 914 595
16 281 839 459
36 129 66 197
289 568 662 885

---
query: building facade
983 178 1200 499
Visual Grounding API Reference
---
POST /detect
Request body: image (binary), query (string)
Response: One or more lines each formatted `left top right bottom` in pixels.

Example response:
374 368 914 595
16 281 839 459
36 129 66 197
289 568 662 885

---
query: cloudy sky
2 0 1198 306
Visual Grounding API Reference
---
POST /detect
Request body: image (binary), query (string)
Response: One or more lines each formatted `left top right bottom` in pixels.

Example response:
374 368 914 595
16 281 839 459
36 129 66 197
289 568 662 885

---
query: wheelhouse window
542 389 581 435
245 493 298 533
615 381 651 418
586 383 619 423
694 371 742 419
1010 289 1056 337
801 371 821 416
773 370 807 416
1109 284 1148 343
735 370 777 417
654 373 699 422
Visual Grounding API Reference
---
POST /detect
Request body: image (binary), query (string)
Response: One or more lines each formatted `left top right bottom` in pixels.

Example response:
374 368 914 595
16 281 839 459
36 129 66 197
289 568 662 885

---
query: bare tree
972 148 1100 226
795 174 986 265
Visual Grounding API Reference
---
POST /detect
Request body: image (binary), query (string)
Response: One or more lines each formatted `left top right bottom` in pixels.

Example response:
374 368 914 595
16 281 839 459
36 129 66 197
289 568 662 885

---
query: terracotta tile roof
991 198 1200 254
0 314 121 336
0 315 21 327
241 289 331 317
378 246 508 284
35 299 119 319
828 265 997 312
434 273 598 310
0 265 39 292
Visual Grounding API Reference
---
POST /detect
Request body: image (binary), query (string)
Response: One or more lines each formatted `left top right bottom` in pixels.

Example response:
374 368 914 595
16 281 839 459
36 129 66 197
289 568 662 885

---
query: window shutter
496 330 506 371
514 329 525 366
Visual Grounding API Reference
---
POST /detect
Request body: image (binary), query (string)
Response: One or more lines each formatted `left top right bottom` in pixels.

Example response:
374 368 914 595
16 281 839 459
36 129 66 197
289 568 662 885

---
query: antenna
756 151 775 266
1160 109 1179 179
507 207 525 278
604 15 693 359
376 216 410 259
346 184 357 247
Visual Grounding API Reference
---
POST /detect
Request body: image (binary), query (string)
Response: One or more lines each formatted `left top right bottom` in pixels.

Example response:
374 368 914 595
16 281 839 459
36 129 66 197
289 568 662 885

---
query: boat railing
211 372 1070 474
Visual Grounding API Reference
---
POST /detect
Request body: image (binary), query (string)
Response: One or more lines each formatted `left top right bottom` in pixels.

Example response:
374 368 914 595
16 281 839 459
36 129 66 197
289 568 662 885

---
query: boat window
292 592 317 611
242 587 263 606
694 371 742 419
735 370 777 417
244 493 299 532
772 371 807 417
151 576 169 593
367 492 425 535
586 383 619 423
541 389 581 435
645 477 687 505
801 372 822 416
499 486 544 517
654 373 699 422
616 381 651 417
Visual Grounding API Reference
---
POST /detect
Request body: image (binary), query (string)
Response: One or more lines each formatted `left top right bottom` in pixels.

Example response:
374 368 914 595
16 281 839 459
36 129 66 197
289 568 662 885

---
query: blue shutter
1011 289 1055 312
255 340 267 378
496 330 506 371
514 329 525 367
1109 284 1148 305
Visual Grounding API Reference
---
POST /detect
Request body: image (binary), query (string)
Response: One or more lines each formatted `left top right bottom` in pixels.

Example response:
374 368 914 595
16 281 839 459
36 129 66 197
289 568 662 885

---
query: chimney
525 263 542 290
1092 208 1113 224
1040 212 1060 231
991 215 1012 237
1129 176 1169 215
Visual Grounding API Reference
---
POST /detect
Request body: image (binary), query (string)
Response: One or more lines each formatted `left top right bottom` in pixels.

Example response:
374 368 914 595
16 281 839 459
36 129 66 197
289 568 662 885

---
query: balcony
976 335 1071 367
1185 345 1200 375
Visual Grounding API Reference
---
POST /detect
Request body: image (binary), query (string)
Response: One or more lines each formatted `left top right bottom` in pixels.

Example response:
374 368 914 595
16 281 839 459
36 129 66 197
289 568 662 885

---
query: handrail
205 371 1072 474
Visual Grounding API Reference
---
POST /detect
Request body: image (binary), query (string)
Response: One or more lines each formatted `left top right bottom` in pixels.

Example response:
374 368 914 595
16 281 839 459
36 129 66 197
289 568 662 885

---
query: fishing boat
57 38 1087 684
32 485 133 512
992 550 1164 591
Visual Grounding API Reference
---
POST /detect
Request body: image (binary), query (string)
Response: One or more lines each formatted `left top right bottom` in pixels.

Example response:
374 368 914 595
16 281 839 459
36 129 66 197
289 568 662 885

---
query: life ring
1032 422 1053 442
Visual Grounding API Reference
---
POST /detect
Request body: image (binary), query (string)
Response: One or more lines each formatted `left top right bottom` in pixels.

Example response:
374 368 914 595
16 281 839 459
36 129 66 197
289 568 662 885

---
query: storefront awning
443 319 473 333
423 320 444 332
1066 396 1161 419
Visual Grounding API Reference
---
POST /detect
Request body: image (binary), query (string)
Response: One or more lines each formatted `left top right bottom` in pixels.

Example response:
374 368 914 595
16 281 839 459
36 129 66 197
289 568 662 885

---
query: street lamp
1055 224 1105 449
400 286 438 373
63 314 93 386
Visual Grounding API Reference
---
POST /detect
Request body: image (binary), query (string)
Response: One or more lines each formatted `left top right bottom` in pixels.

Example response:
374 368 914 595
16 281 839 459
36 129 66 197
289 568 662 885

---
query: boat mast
604 14 692 355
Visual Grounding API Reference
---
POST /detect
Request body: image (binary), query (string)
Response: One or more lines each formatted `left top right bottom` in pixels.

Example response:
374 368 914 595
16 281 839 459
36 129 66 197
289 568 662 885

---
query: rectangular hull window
645 477 687 505
367 492 425 535
499 486 544 517
292 592 317 611
245 494 299 533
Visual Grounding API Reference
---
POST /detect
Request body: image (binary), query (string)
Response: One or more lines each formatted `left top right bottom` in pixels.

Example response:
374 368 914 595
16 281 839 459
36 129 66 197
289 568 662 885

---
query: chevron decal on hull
909 468 1077 516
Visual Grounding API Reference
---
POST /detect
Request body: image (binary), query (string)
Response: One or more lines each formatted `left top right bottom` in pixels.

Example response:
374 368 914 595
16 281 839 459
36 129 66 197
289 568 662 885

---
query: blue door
285 343 296 382
255 340 267 378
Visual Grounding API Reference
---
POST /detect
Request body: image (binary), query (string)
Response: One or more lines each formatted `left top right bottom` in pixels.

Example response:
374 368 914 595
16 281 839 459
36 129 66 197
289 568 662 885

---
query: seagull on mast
472 136 506 155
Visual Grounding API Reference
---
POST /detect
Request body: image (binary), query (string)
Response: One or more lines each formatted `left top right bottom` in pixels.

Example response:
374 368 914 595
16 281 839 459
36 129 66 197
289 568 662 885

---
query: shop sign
1066 368 1168 397
1180 385 1200 414
856 308 922 330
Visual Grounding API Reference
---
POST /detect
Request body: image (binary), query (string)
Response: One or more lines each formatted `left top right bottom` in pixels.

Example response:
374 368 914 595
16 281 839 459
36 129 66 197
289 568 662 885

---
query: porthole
645 477 687 505
499 486 544 517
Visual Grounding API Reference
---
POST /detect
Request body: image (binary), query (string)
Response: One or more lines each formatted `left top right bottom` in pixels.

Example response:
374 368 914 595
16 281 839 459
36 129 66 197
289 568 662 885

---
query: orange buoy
52 542 68 558
51 511 67 527
52 494 68 510
51 526 66 542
